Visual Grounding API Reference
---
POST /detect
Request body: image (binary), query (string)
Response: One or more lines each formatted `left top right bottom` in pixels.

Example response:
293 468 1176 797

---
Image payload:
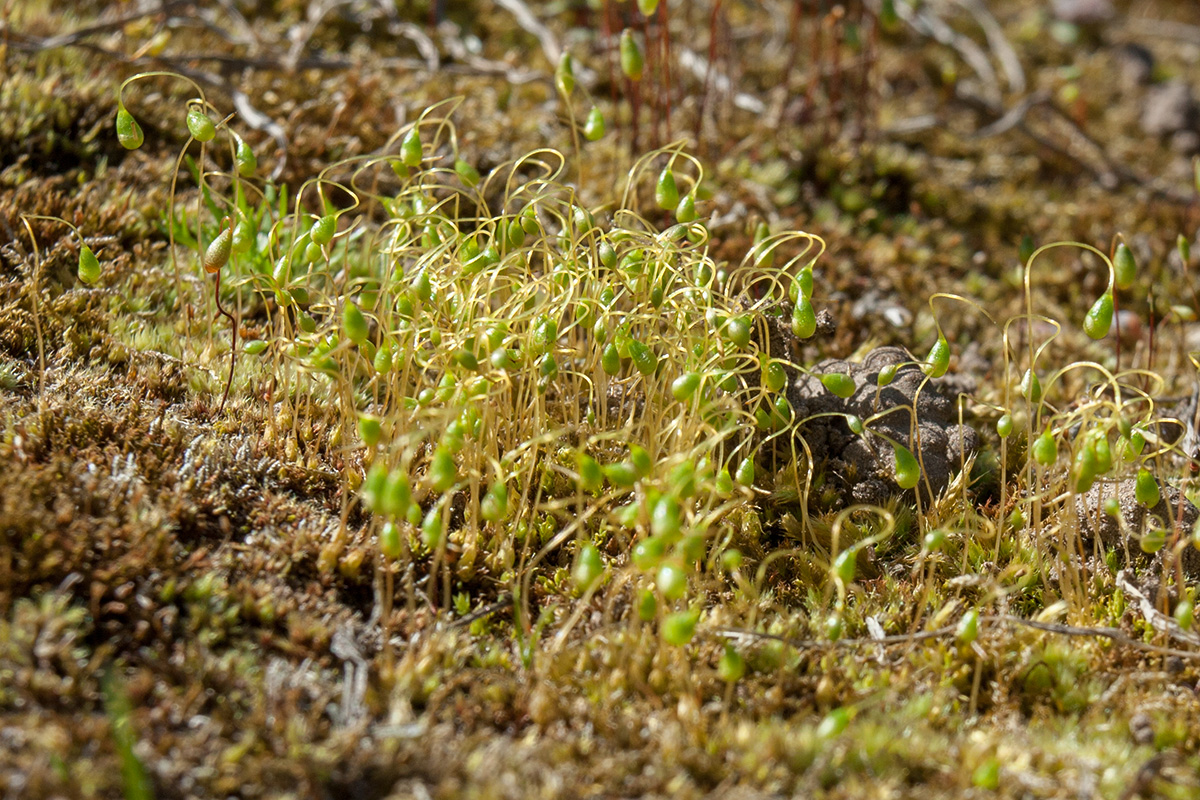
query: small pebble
1129 711 1155 745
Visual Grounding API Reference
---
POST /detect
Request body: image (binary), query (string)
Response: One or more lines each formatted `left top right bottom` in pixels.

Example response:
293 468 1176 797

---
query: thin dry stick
17 217 46 407
710 612 1200 660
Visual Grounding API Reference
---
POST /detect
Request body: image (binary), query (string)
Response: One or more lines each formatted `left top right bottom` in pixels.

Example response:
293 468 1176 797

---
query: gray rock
1142 80 1197 137
1170 130 1200 155
1116 43 1155 89
1076 477 1200 577
1051 0 1115 25
785 346 979 504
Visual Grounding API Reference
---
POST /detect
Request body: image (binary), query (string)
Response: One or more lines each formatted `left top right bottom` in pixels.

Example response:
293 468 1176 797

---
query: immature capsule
1083 292 1114 339
235 138 257 176
792 294 817 339
400 127 422 168
821 372 855 399
619 29 644 81
203 219 233 274
656 167 679 211
1113 243 1137 290
1032 428 1058 466
78 245 102 284
583 106 605 141
1135 467 1160 507
186 108 216 142
115 106 143 150
893 444 920 489
572 543 603 592
924 335 950 378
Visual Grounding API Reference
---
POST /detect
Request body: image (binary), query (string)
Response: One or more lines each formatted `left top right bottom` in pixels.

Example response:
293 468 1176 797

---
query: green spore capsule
601 343 621 375
1083 292 1114 339
235 138 256 176
675 193 697 223
1141 526 1166 554
715 467 734 495
555 51 575 95
598 240 617 270
637 588 657 621
996 413 1014 438
603 460 639 488
1018 234 1036 265
656 167 679 211
357 415 382 448
520 206 540 235
923 528 946 550
797 265 815 299
893 443 920 489
632 536 666 570
400 127 422 168
1174 598 1194 631
116 106 143 150
1029 432 1056 471
343 301 369 346
763 360 787 392
454 158 481 187
1072 444 1098 494
186 108 216 142
231 219 255 254
577 453 604 493
373 340 393 374
924 335 950 378
429 447 457 491
956 609 979 645
1179 234 1192 264
671 372 700 401
310 215 336 247
1113 242 1137 290
572 543 603 592
877 364 897 387
417 508 442 551
650 495 682 539
638 0 659 15
628 340 658 377
203 222 233 274
833 550 856 585
481 481 508 522
724 315 752 349
583 106 605 141
792 294 817 339
630 444 652 477
734 456 755 486
379 522 402 561
821 372 856 399
360 462 387 512
1135 467 1160 507
818 707 849 738
380 470 412 519
78 245 101 284
1091 433 1113 474
657 562 688 601
1021 369 1042 405
661 609 698 646
718 645 745 683
619 29 644 81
